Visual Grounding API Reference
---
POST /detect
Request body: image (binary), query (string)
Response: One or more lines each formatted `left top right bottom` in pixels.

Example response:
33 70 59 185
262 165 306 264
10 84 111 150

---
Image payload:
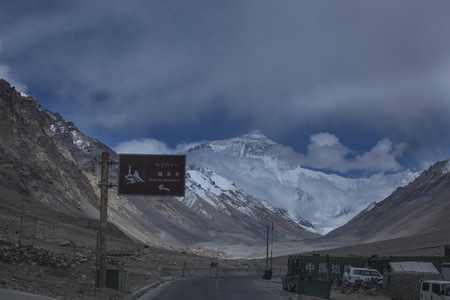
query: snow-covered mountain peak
440 159 450 175
189 130 277 158
186 131 419 234
239 129 271 141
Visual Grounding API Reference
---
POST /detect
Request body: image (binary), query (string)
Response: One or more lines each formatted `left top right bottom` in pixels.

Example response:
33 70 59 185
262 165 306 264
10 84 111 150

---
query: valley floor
0 239 396 300
2 202 450 299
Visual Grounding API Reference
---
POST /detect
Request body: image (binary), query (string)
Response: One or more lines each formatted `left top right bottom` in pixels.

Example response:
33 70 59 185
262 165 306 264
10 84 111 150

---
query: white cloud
310 133 340 147
350 138 405 172
0 65 27 94
118 132 406 174
113 138 202 155
0 39 27 92
305 133 353 171
114 138 173 155
276 132 406 173
2 2 450 169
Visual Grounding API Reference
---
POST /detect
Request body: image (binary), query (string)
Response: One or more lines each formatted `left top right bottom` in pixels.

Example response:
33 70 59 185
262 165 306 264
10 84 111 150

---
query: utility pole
263 222 272 280
266 223 269 269
18 201 24 247
98 152 109 288
271 221 274 270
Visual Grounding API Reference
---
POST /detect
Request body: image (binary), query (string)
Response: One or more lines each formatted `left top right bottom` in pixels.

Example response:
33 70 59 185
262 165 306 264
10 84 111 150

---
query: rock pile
0 240 128 299
0 240 89 268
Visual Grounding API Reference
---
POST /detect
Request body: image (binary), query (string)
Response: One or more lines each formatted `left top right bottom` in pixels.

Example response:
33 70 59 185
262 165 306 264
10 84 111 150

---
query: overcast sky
1 0 450 175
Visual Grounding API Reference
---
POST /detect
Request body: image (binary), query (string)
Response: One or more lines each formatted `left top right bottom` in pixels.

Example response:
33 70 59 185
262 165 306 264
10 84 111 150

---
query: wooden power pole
98 152 110 288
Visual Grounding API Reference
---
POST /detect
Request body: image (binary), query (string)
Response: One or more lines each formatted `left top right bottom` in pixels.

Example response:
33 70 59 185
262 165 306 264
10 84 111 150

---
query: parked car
343 267 383 284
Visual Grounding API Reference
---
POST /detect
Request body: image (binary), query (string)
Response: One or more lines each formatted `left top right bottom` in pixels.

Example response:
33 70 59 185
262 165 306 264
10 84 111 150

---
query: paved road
144 276 284 300
0 288 56 300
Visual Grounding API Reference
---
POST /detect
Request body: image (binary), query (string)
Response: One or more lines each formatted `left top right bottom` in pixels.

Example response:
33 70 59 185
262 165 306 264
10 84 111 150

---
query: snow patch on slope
441 159 450 175
186 132 419 234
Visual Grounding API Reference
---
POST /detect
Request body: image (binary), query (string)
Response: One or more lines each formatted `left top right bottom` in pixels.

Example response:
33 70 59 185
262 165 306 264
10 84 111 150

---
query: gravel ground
0 239 269 299
0 206 437 300
0 239 394 300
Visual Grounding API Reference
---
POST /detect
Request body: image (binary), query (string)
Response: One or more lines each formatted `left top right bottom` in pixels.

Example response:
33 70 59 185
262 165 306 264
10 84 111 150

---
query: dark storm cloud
1 0 450 171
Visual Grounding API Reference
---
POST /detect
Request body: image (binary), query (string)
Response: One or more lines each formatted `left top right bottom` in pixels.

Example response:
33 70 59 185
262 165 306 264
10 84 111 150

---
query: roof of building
388 261 439 273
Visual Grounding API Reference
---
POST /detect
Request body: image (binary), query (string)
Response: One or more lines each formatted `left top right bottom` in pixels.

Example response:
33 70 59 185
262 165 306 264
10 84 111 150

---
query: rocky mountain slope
0 79 317 259
2 77 450 260
0 82 104 218
326 158 450 244
4 77 450 300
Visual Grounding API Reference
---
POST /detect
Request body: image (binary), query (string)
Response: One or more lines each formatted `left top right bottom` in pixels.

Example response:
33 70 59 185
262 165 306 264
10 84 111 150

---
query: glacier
185 130 419 234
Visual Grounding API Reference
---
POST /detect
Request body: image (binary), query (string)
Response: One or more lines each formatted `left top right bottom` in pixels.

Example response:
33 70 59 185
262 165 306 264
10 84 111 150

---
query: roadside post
263 222 273 280
97 152 118 289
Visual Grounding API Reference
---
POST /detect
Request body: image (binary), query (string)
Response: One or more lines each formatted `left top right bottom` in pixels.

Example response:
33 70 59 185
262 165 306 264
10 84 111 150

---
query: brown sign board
118 154 186 196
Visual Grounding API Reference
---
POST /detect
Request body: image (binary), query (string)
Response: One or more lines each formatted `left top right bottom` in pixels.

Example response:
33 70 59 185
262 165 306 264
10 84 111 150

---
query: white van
343 267 383 284
420 280 450 300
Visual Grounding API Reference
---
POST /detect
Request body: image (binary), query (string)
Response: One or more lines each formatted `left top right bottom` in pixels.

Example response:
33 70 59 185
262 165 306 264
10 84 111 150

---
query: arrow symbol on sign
158 185 170 192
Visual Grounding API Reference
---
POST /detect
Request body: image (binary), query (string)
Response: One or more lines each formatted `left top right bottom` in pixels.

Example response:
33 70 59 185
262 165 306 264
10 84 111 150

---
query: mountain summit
3 78 440 258
187 131 418 234
189 129 276 158
0 79 316 258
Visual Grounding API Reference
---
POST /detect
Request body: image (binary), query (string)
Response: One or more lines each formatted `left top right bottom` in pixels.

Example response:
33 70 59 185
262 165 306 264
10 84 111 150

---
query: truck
388 271 443 300
419 280 450 300
389 272 450 300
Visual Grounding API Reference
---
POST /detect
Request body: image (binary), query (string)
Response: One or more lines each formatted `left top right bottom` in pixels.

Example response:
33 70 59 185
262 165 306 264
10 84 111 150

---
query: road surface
141 276 284 300
0 288 56 300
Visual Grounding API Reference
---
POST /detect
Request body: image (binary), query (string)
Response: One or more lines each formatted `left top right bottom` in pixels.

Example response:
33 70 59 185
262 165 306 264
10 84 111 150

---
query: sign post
96 153 185 290
118 154 186 196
